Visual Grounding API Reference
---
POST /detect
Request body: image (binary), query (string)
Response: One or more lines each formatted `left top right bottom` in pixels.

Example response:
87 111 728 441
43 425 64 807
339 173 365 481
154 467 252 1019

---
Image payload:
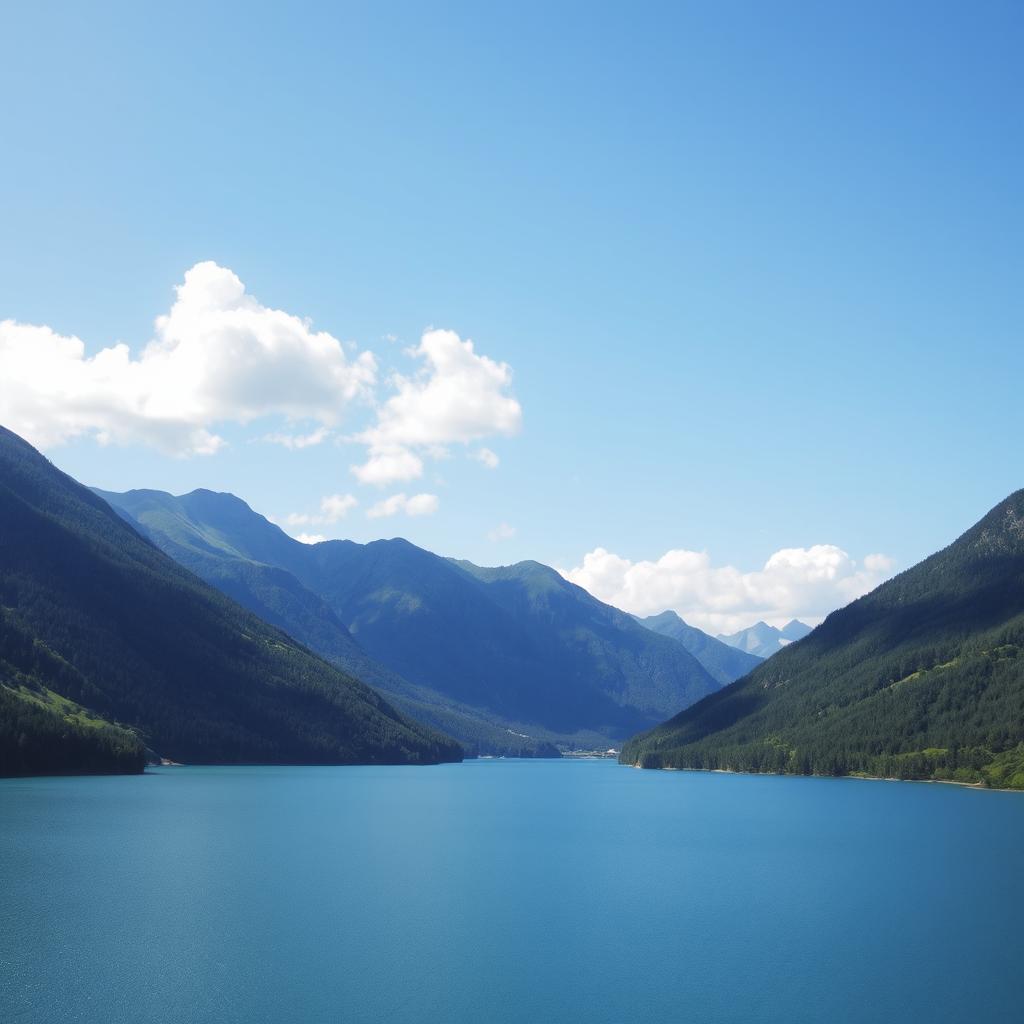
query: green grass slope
622 490 1024 788
0 427 462 773
1 606 145 775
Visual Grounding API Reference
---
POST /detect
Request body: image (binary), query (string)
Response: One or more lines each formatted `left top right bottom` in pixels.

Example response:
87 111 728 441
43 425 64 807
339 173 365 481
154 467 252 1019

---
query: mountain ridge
717 619 813 658
99 487 724 751
96 489 557 757
632 610 763 685
0 426 462 775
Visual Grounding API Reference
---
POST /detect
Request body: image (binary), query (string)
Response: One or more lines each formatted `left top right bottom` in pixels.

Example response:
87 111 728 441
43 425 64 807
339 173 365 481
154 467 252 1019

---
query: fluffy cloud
351 329 521 484
320 493 358 521
286 493 358 528
487 522 517 542
295 533 327 545
351 444 424 485
0 262 376 456
562 545 896 635
366 492 440 519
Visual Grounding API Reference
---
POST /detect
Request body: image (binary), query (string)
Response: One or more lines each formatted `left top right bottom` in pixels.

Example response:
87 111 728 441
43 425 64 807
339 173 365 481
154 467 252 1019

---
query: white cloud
561 545 896 635
295 533 327 545
864 553 895 573
285 493 358 529
472 446 500 469
487 522 517 542
261 426 331 449
351 444 424 485
366 492 440 519
351 328 521 484
319 493 358 521
405 493 440 516
0 261 376 456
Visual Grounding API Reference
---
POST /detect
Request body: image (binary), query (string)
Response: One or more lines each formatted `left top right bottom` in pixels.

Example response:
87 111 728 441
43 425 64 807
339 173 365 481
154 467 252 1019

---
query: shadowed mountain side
0 426 462 776
99 488 723 748
96 489 560 757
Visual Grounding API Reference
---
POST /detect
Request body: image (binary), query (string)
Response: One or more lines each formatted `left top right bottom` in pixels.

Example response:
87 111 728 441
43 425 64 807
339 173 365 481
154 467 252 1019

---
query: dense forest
622 491 1024 789
0 426 462 775
0 606 145 775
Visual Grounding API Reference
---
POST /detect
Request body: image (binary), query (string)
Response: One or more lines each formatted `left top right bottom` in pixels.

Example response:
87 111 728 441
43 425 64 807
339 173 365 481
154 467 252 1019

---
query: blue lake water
2 759 1022 1023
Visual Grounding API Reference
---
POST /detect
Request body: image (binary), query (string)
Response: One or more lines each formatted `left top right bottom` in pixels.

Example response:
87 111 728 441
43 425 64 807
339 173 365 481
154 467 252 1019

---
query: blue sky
1 1 1021 630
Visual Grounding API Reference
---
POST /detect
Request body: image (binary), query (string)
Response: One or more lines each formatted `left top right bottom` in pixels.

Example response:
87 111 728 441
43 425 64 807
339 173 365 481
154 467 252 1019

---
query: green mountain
634 610 763 685
0 426 462 775
99 488 722 751
95 488 560 757
0 606 146 776
622 490 1024 788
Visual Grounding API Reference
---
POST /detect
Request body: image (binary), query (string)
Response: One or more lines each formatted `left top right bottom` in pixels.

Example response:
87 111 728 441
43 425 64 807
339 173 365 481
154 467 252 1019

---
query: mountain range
716 619 813 659
633 611 763 684
622 490 1024 789
0 426 462 776
97 487 726 755
6 419 1022 787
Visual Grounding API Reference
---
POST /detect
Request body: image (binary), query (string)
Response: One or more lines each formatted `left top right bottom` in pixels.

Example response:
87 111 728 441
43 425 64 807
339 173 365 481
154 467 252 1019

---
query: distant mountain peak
644 609 686 627
716 619 812 659
780 619 813 641
634 610 762 687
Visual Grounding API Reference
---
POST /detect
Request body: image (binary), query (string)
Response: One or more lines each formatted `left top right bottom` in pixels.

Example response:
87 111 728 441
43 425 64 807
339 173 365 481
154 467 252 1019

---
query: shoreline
625 762 1022 793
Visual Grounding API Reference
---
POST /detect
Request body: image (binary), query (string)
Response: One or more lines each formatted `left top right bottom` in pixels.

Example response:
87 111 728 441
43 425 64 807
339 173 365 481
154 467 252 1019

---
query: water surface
2 760 1021 1023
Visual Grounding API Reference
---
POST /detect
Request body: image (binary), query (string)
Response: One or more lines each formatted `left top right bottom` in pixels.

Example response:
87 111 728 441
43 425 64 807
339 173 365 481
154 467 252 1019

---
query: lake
1 759 1021 1023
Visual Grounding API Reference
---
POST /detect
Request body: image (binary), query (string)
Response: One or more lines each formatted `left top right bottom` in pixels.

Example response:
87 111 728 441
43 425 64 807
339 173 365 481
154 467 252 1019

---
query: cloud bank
0 265 521 512
0 262 377 456
562 544 896 634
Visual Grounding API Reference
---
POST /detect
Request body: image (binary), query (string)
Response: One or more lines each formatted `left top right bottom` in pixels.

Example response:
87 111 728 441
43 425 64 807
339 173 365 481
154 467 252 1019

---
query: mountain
633 611 763 685
622 490 1024 789
0 426 462 775
0 607 146 776
99 488 723 751
717 619 812 658
780 619 813 642
94 488 560 757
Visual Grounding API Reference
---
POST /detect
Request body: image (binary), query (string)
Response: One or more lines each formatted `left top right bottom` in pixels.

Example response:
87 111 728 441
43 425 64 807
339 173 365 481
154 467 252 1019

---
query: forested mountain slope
623 491 1024 788
0 427 462 775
